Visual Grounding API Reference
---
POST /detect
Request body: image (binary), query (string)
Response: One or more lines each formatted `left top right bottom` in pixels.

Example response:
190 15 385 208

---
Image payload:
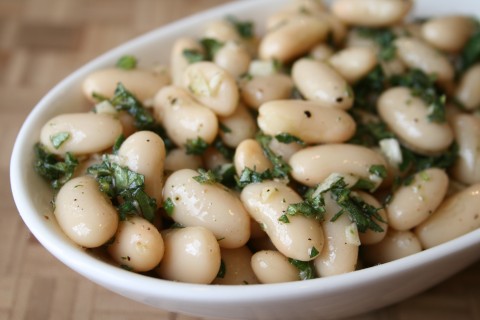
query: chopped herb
256 132 291 180
163 197 175 216
216 260 226 278
212 163 236 188
352 178 377 192
457 21 480 73
87 159 157 222
92 91 108 102
352 65 387 113
236 167 273 188
200 38 224 60
369 164 387 179
120 264 134 271
219 123 232 133
50 132 70 149
275 133 306 146
182 49 205 64
213 137 235 160
116 55 137 70
309 246 319 259
286 188 326 221
185 137 209 155
278 214 290 223
110 83 155 128
226 15 254 39
193 168 220 184
112 134 125 154
356 27 397 61
33 143 78 189
288 259 315 280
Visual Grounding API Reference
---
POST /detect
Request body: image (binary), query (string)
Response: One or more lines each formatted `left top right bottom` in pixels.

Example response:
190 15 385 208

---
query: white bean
164 148 203 173
450 114 480 185
377 87 454 155
257 100 356 144
40 113 122 156
240 74 294 110
214 41 251 79
117 131 166 207
241 181 324 261
234 139 272 176
328 46 377 84
387 168 449 231
251 250 300 284
455 64 480 111
156 226 221 284
54 176 118 248
415 184 480 249
108 216 164 272
421 15 475 53
219 102 257 148
331 0 412 27
292 58 354 110
163 169 251 248
289 144 387 187
153 85 218 147
183 61 239 117
212 246 259 285
170 37 204 86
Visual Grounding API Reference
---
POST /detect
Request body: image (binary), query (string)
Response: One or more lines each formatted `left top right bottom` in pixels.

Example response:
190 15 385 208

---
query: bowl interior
10 0 480 319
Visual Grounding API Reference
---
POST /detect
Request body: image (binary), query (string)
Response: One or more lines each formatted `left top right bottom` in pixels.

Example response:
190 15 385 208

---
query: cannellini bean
212 246 259 285
164 148 203 173
82 67 170 104
450 114 480 184
117 131 166 207
331 0 412 27
153 85 218 147
108 216 164 272
292 59 354 110
415 184 480 249
455 64 480 111
328 46 377 84
251 250 300 284
170 37 204 86
387 168 449 231
40 113 122 156
183 61 239 117
259 15 329 63
314 193 359 277
156 226 221 284
213 41 251 79
377 87 454 155
356 192 388 245
394 37 455 83
310 43 334 61
241 181 324 261
289 144 387 187
54 176 118 248
362 229 422 265
219 102 257 148
267 137 303 163
163 169 250 248
421 15 475 53
257 100 356 144
234 139 272 176
240 74 294 109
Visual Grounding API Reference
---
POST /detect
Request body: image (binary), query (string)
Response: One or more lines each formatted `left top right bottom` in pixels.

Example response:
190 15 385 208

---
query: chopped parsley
274 133 306 146
457 20 480 73
182 49 205 64
50 132 70 149
185 137 209 155
226 15 254 39
33 143 78 189
116 55 137 70
192 168 220 184
163 197 175 216
369 164 387 179
182 38 224 63
87 159 157 222
288 259 315 280
256 132 291 180
112 134 125 154
355 27 397 61
216 260 226 278
236 167 273 188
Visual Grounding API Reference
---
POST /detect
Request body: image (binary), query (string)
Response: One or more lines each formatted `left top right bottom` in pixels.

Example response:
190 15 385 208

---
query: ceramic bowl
10 0 480 319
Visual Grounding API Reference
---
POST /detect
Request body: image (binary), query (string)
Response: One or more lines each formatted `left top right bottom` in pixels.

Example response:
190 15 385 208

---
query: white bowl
10 0 480 319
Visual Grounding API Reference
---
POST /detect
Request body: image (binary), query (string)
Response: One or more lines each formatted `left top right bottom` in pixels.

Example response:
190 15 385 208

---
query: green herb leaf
33 143 79 189
356 27 397 61
286 188 326 221
458 21 480 73
50 132 70 149
369 164 387 179
236 167 273 188
116 55 137 70
200 38 224 60
217 260 226 278
226 15 254 39
278 214 290 223
256 132 291 180
113 134 125 154
274 133 306 146
309 246 319 259
182 49 205 64
185 137 209 155
87 159 157 222
193 168 220 184
163 197 175 216
288 259 315 280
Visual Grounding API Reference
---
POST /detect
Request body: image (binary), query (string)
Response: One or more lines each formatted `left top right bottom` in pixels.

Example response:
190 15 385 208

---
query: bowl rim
9 0 480 307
